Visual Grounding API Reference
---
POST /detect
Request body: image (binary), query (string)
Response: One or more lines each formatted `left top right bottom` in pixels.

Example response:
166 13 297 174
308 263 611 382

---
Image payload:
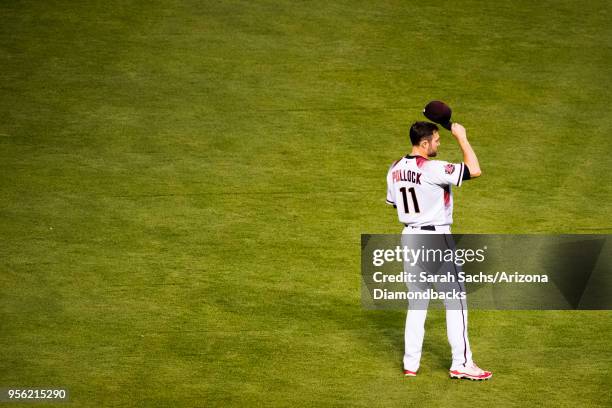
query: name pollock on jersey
392 169 422 184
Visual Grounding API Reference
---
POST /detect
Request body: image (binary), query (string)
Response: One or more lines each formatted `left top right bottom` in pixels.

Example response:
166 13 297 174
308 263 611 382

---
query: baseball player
386 121 492 380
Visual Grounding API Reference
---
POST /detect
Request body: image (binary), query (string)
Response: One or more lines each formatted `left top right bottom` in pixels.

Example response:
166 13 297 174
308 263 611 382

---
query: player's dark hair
409 121 439 146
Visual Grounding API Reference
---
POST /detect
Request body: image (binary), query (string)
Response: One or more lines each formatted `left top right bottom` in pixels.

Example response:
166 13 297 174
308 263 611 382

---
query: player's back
386 155 465 227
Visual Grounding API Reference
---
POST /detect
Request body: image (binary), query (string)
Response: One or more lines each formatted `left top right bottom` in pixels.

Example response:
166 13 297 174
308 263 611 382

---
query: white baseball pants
401 225 473 372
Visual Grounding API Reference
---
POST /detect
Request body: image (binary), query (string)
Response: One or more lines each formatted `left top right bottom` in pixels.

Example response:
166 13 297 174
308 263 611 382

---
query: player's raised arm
451 123 481 178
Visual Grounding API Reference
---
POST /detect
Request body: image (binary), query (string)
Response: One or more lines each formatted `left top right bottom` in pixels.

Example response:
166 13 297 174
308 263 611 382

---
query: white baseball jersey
386 155 467 227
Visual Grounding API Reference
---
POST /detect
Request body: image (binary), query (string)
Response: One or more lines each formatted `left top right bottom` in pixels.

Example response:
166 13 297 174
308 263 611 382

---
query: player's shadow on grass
361 307 452 372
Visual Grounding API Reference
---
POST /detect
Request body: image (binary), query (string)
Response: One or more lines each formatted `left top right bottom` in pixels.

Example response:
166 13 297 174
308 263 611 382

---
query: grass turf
1 0 611 406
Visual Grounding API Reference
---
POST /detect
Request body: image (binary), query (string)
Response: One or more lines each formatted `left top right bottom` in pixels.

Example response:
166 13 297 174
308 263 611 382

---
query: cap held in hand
423 101 452 130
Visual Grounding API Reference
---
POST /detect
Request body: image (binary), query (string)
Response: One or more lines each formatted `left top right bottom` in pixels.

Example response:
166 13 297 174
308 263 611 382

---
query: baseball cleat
403 370 417 377
449 363 492 381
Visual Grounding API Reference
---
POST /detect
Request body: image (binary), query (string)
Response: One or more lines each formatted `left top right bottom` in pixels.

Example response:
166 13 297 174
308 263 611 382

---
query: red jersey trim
415 156 428 169
444 186 451 208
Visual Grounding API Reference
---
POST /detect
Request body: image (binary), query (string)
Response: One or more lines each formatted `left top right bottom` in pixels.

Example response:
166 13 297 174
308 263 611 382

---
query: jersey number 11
399 187 420 214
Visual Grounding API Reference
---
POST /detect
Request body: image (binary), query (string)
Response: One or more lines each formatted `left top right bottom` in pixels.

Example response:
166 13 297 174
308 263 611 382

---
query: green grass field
1 0 611 406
